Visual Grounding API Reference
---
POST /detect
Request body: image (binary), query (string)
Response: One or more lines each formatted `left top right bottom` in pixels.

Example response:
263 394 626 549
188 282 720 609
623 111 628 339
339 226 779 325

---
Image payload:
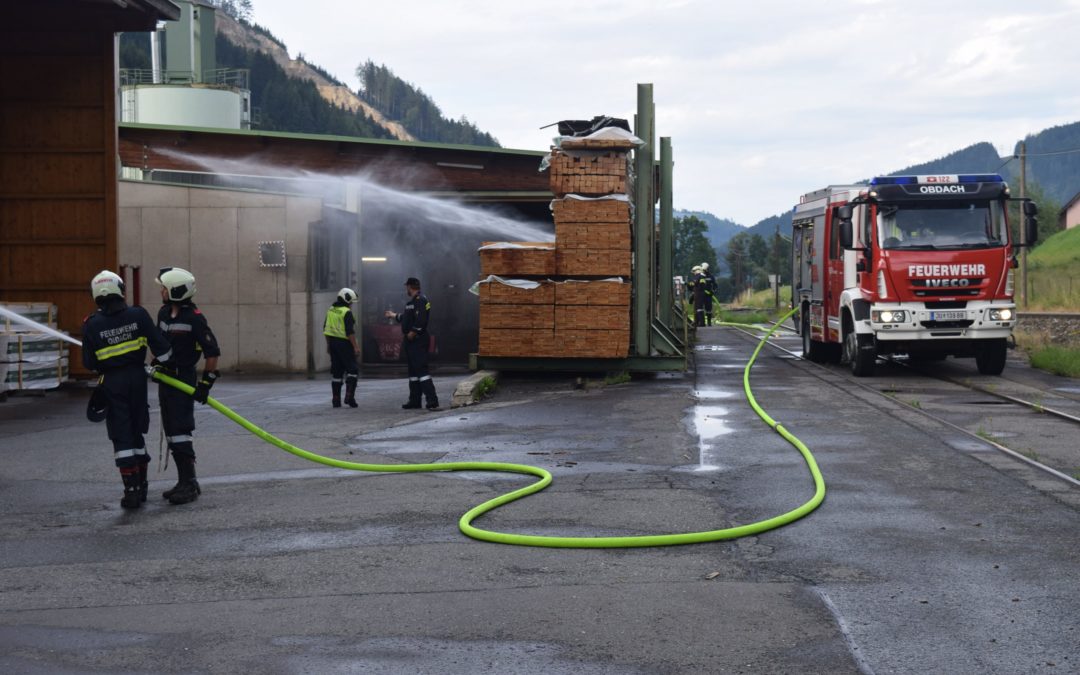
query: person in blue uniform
82 270 174 509
384 277 439 410
154 267 221 505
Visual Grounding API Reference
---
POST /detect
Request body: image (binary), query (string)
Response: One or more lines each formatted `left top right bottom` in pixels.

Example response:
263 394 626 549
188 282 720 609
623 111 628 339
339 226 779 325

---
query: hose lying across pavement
152 306 825 547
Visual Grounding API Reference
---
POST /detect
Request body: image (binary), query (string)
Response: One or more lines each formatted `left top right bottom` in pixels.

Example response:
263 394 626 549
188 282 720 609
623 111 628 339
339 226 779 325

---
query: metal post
774 219 781 309
633 83 654 356
659 137 674 327
1019 141 1028 309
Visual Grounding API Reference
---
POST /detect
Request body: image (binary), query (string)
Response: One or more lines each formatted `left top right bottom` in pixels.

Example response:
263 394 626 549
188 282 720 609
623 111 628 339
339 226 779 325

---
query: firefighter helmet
156 267 196 302
337 288 357 304
700 262 709 271
86 383 108 422
90 270 125 300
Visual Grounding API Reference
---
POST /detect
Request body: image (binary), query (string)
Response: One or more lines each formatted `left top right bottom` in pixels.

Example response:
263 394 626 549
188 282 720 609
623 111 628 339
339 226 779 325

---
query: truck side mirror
835 205 854 248
1023 201 1038 217
839 220 853 249
1025 216 1038 246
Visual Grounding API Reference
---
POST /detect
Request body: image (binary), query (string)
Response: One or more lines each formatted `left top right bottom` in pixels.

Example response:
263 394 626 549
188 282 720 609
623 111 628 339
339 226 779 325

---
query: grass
1028 346 1080 378
604 371 631 385
731 286 792 312
1014 328 1080 378
473 376 496 401
1026 226 1080 311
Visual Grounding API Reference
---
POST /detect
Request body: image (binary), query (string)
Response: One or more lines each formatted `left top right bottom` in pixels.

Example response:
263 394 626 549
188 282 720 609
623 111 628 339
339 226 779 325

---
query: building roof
13 0 180 29
119 122 548 158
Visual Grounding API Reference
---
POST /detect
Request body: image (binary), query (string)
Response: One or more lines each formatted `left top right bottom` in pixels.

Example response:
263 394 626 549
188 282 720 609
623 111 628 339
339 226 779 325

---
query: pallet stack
0 302 70 392
478 128 638 359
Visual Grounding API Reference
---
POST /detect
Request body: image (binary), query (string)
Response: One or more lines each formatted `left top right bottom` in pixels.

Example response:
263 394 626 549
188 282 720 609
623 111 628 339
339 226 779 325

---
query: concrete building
119 180 330 372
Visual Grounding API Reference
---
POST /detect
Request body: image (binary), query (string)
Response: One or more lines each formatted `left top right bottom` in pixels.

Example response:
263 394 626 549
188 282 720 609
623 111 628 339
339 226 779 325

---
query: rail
119 68 249 89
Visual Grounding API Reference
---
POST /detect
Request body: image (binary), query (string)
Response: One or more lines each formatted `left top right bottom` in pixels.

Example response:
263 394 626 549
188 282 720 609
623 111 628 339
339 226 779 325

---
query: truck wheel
802 311 827 363
844 327 876 377
975 338 1007 375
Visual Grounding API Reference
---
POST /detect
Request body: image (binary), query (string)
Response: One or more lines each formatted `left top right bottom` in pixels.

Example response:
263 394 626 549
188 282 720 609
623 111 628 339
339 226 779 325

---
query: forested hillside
356 61 499 146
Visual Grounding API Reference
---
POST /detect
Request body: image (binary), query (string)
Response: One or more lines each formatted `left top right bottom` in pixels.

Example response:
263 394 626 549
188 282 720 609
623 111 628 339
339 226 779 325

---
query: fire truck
791 174 1038 376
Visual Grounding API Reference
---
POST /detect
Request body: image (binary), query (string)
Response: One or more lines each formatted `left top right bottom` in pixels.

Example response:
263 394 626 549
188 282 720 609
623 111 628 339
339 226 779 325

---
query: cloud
250 0 1080 225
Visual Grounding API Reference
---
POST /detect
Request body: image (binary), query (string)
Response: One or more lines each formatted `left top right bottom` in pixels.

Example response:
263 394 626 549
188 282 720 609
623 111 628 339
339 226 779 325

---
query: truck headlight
988 308 1013 321
872 310 906 323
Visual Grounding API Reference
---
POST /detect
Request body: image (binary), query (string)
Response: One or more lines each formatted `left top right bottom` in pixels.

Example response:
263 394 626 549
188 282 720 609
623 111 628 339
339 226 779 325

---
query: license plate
931 311 965 320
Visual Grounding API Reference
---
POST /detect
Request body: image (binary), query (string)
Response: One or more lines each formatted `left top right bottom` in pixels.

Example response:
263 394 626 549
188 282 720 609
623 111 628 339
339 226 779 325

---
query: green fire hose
151 306 824 547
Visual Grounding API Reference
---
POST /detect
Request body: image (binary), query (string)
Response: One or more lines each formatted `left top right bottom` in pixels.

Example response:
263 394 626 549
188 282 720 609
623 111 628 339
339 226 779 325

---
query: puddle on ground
692 405 733 470
694 345 730 351
694 388 737 400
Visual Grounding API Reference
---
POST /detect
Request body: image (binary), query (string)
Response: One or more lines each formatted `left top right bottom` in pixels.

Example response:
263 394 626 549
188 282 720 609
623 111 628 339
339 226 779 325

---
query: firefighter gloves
193 370 219 404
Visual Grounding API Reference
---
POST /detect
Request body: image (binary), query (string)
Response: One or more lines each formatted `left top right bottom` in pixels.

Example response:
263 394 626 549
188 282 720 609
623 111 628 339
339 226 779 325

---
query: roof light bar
870 174 1004 185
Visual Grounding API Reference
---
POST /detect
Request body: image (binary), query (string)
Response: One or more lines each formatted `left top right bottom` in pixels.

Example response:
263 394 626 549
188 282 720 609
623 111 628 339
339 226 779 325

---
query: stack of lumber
478 129 637 359
0 302 69 392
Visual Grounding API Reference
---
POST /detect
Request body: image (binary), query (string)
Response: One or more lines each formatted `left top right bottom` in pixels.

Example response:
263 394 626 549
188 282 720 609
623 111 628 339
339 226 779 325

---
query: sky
249 0 1080 226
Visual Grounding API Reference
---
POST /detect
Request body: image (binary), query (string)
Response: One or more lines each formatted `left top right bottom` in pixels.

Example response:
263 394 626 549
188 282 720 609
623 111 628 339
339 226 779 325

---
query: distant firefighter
324 287 360 408
385 277 439 410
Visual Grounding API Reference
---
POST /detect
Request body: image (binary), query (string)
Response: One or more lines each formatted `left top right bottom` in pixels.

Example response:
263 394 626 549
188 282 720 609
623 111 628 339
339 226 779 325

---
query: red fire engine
791 174 1038 376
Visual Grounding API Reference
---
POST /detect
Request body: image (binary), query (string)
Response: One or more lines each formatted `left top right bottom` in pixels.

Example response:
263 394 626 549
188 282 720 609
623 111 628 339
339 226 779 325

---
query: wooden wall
0 25 118 372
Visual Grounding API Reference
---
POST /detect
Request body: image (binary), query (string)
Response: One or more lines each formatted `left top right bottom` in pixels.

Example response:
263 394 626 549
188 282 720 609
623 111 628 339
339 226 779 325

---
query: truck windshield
876 201 1006 250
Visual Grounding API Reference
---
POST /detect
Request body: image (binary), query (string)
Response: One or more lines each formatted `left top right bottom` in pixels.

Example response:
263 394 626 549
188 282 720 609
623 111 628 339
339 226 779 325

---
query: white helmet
91 270 125 300
338 287 357 304
156 267 196 302
700 262 709 271
691 266 702 273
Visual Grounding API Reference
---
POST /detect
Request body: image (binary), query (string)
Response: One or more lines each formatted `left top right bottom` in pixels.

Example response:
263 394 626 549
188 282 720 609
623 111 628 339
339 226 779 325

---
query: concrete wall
118 181 325 373
1062 198 1080 231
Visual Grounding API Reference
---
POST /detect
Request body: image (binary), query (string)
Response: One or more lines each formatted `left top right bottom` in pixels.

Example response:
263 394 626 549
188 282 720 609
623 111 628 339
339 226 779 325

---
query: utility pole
774 220 781 309
1019 141 1028 308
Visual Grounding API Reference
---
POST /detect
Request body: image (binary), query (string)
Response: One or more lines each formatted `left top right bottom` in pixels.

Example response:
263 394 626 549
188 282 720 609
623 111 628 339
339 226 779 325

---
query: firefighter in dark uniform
700 262 716 326
384 277 439 410
82 270 174 509
689 265 706 327
324 287 360 408
155 267 221 505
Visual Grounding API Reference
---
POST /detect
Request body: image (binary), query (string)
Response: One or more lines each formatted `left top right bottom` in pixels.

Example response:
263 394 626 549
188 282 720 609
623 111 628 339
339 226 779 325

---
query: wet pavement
0 334 1078 673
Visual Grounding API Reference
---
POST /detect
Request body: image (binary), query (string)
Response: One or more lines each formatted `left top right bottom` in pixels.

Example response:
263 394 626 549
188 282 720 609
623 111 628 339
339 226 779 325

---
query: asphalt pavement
0 331 1077 674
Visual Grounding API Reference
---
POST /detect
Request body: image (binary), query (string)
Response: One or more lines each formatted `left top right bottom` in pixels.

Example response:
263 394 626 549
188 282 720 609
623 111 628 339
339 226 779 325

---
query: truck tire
802 311 828 363
844 327 876 377
975 338 1007 375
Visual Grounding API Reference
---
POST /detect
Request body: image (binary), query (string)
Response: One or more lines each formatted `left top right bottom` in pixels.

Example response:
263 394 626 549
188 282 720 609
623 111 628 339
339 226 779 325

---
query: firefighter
690 265 706 327
700 262 717 326
384 277 439 410
82 270 174 510
324 287 360 408
155 267 221 505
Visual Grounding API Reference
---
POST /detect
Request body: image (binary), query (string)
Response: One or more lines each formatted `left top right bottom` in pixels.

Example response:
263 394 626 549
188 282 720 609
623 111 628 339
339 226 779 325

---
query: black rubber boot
402 381 422 409
168 454 201 505
344 377 358 408
120 468 142 510
421 379 439 410
137 459 149 503
331 381 342 408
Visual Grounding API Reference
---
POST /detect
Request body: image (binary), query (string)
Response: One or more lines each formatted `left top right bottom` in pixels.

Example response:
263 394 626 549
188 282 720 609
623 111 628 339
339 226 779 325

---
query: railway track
718 320 1080 492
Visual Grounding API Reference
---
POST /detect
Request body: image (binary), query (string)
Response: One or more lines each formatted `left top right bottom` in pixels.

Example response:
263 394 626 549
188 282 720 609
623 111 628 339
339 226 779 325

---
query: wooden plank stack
478 131 636 359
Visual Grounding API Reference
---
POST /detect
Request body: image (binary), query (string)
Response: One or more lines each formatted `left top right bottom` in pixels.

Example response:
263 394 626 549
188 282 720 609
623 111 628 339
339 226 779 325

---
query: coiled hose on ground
152 306 824 547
